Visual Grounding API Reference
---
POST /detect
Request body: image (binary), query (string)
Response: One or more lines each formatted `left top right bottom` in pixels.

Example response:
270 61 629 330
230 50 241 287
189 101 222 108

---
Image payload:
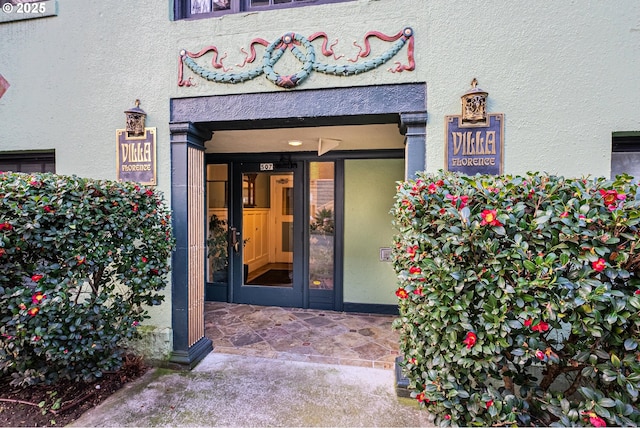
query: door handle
230 227 240 253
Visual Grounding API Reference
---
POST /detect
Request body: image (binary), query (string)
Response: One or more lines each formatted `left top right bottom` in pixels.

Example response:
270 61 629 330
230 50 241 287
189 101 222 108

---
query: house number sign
260 163 274 171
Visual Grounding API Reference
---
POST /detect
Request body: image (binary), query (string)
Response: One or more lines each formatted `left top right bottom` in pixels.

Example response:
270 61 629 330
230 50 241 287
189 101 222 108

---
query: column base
168 337 213 370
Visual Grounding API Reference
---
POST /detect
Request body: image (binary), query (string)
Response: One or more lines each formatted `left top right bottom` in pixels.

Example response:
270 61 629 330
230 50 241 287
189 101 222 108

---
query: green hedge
0 172 174 386
392 171 640 427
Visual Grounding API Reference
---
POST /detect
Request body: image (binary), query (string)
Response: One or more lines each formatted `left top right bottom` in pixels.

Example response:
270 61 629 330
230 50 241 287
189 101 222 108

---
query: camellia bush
0 172 174 386
392 171 640 427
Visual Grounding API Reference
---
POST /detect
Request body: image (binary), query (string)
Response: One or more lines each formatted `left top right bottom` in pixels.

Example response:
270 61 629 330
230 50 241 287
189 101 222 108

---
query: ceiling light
288 140 302 146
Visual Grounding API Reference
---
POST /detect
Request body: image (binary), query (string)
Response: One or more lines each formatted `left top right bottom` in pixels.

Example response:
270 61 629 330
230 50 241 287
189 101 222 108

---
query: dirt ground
0 355 147 427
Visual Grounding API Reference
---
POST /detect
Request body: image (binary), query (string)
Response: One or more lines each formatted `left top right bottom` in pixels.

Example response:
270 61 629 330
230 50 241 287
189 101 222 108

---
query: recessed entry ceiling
205 123 405 154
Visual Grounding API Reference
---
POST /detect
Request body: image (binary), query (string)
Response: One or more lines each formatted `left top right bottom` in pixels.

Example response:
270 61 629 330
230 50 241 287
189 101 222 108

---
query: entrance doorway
206 158 337 309
168 83 426 367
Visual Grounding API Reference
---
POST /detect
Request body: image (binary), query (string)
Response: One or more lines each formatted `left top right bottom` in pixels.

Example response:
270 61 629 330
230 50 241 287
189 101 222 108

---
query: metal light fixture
125 99 147 137
288 140 303 146
461 78 488 124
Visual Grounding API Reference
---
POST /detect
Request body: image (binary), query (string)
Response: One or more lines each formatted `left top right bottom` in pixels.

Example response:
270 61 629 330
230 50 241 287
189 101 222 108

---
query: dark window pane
213 0 230 10
0 152 55 173
250 0 270 6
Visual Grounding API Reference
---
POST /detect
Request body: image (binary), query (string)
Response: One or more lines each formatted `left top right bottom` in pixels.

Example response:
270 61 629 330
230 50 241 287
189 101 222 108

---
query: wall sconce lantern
124 99 147 137
461 78 488 124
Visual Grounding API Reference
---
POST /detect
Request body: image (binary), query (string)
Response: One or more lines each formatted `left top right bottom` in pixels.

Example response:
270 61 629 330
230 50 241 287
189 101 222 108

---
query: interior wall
343 158 404 305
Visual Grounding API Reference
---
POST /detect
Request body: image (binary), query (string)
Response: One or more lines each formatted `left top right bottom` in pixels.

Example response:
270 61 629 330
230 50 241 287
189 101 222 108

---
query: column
400 112 428 180
169 122 213 368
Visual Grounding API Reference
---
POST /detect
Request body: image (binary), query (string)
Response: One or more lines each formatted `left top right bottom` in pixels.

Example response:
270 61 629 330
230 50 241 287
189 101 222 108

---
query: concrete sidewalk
70 353 434 427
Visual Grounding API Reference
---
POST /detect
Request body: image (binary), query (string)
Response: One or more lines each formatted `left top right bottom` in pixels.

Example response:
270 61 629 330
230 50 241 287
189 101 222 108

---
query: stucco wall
1 0 639 353
2 1 639 177
343 158 404 305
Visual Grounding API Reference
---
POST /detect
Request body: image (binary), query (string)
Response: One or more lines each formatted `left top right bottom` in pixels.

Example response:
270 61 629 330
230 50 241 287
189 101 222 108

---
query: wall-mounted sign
445 79 504 175
116 127 157 185
445 113 504 175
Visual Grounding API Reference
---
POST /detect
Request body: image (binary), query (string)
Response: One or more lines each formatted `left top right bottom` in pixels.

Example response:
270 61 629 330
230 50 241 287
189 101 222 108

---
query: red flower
31 292 46 305
407 245 419 260
583 412 606 427
524 318 532 327
401 199 414 212
76 255 86 264
635 289 640 295
427 183 438 194
150 268 159 275
411 180 426 194
30 180 41 187
444 415 451 420
592 258 606 272
132 203 139 212
413 287 424 296
31 274 43 282
480 209 502 227
0 222 12 231
599 189 625 210
142 256 148 263
486 400 493 409
145 189 153 197
18 303 26 310
43 205 53 213
535 350 546 360
560 211 569 218
462 331 477 349
446 194 469 209
416 392 429 403
531 321 549 332
0 248 5 257
27 307 39 317
409 266 422 275
395 288 409 299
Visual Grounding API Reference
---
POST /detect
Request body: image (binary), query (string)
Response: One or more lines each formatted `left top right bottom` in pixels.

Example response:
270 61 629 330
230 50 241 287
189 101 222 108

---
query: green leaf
611 353 621 368
598 398 616 408
523 260 537 272
534 215 550 226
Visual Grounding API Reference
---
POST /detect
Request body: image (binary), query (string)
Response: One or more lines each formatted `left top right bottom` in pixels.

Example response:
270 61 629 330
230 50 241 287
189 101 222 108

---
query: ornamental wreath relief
178 27 415 89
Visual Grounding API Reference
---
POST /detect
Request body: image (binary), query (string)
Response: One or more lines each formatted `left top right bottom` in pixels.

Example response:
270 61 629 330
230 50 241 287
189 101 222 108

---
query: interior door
230 161 303 307
271 175 294 264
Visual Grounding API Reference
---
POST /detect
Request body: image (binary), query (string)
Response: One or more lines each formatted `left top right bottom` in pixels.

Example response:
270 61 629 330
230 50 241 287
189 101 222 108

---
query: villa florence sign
445 113 504 175
116 128 157 185
445 79 504 175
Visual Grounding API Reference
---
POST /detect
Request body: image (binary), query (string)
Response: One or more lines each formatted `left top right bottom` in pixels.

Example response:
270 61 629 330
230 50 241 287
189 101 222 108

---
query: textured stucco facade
1 0 639 360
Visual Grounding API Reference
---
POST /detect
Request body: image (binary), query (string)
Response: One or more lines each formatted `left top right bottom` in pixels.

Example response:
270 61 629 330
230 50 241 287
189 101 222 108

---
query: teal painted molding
178 27 414 89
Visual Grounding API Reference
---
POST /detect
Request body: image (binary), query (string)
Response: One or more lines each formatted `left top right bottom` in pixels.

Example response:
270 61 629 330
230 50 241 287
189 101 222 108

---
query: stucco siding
344 158 404 305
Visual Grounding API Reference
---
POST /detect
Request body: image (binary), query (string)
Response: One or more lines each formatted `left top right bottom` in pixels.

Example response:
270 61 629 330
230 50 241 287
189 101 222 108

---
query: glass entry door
230 162 303 307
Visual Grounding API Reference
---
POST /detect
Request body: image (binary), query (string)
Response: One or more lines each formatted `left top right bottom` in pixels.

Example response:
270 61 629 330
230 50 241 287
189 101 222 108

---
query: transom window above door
176 0 353 19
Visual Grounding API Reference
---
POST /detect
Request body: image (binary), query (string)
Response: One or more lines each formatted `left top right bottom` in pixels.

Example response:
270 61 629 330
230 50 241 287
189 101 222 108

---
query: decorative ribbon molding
178 27 414 89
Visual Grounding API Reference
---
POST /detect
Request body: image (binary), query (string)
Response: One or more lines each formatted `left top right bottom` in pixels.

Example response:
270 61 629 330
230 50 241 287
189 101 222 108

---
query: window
611 132 640 182
175 0 352 19
0 151 55 173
